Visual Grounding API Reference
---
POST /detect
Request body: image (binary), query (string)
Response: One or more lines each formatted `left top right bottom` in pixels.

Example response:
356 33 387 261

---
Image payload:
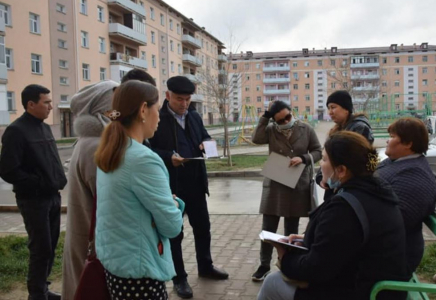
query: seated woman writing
257 131 409 300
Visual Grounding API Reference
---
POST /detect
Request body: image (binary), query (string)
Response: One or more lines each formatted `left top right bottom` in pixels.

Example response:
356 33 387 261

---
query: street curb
0 205 68 213
207 169 262 177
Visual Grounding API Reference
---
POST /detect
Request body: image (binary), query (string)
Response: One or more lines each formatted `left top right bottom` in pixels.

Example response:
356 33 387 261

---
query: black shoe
251 266 271 282
199 266 229 280
47 291 61 300
173 280 193 299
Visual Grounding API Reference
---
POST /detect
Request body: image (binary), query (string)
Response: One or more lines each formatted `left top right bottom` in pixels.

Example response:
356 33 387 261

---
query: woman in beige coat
61 80 119 300
251 100 322 281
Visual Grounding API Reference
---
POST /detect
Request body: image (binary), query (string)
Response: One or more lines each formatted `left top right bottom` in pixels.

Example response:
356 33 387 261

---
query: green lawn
206 154 267 171
0 232 65 292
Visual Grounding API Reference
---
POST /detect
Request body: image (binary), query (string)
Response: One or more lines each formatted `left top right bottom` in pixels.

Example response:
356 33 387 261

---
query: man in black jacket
149 76 228 299
0 85 67 300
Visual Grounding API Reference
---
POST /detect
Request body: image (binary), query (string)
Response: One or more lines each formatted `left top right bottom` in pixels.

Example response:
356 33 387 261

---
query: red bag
74 198 110 300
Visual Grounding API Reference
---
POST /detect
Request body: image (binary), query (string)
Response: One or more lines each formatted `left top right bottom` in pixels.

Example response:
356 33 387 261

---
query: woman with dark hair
257 131 409 300
251 100 322 281
376 117 436 276
94 80 184 299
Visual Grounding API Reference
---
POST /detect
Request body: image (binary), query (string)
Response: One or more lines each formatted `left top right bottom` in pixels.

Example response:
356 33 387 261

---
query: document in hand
261 152 306 188
259 230 308 251
203 140 219 158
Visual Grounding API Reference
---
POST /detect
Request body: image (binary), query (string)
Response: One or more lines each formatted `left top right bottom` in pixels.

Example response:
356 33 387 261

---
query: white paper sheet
259 230 308 251
260 152 306 188
203 140 219 158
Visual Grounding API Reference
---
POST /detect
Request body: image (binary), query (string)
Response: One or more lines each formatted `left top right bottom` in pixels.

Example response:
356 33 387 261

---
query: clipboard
260 152 306 188
259 231 308 251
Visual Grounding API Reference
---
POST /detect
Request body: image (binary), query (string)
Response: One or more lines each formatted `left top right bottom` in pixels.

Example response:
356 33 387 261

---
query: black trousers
170 188 213 283
16 193 61 300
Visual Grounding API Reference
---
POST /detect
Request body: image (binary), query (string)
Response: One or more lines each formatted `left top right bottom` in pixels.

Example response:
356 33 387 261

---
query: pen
291 238 304 244
173 150 184 167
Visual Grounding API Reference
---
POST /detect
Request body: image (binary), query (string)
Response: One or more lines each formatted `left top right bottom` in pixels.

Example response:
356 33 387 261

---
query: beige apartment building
229 43 436 120
0 0 225 139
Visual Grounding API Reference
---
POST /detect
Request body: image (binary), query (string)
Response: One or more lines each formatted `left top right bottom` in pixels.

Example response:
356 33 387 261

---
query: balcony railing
107 0 146 17
182 54 202 67
263 77 290 84
263 66 290 72
263 89 291 95
352 86 380 91
350 62 380 68
109 23 147 46
218 54 227 62
110 52 148 70
350 74 380 80
219 69 228 75
182 35 202 49
191 94 204 102
183 73 200 83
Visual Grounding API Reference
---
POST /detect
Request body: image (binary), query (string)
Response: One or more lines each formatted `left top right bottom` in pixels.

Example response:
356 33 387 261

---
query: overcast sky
164 0 436 53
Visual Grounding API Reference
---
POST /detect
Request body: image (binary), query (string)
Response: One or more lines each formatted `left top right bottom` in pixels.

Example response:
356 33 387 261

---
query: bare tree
196 31 247 166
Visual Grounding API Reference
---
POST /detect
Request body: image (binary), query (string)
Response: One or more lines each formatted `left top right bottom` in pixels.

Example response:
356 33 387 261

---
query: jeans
260 214 300 268
17 193 61 300
257 271 297 300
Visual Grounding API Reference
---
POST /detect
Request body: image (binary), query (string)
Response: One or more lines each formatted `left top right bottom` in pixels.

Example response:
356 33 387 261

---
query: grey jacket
252 117 322 217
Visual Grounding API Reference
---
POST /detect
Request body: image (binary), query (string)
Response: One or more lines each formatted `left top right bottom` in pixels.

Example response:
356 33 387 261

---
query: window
423 79 428 86
331 83 336 88
5 48 13 69
256 74 261 80
408 56 413 63
256 63 260 69
170 40 174 51
60 95 68 102
423 56 428 62
98 37 105 53
152 55 156 68
382 58 387 64
293 84 298 90
304 61 309 67
80 0 87 15
304 72 310 78
305 106 310 112
178 64 181 74
245 86 250 92
7 92 15 111
293 72 298 79
0 4 10 28
342 59 348 66
81 31 89 48
31 54 42 74
57 22 66 32
395 57 400 63
56 3 66 13
151 31 155 44
97 6 104 22
162 69 166 75
382 81 387 87
292 62 297 67
245 97 251 103
246 75 250 80
150 7 155 20
305 95 310 101
161 58 166 65
82 63 90 80
161 35 165 42
169 19 173 30
244 63 249 70
423 67 428 74
330 59 335 66
395 81 400 87
29 13 40 34
293 95 298 101
59 59 68 68
232 64 237 70
60 76 68 85
394 69 400 75
140 51 145 60
58 39 67 49
305 83 310 90
100 67 106 80
160 14 164 26
342 71 347 77
343 82 348 88
171 61 174 72
382 69 387 75
257 96 261 102
256 86 260 91
176 23 180 34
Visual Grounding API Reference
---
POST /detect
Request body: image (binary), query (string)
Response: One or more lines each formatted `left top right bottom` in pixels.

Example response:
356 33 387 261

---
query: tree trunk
224 124 233 166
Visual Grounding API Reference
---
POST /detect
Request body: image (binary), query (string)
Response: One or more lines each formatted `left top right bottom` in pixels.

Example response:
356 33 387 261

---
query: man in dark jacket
149 76 228 299
0 85 67 300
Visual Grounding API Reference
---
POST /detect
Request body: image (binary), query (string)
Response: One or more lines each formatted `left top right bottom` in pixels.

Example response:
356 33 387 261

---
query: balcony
110 52 148 70
0 64 7 82
107 0 146 18
219 69 228 75
0 11 5 35
109 23 146 46
183 73 200 84
182 35 202 49
263 66 290 72
191 94 204 102
263 89 291 95
350 74 380 80
263 77 290 84
352 86 380 92
350 62 380 68
218 54 227 62
182 54 202 67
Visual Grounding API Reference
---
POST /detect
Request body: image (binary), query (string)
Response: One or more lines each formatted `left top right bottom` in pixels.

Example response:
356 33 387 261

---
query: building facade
229 43 436 120
0 0 225 139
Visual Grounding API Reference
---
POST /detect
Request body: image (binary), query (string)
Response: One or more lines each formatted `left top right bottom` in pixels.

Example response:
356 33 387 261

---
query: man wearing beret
149 76 228 298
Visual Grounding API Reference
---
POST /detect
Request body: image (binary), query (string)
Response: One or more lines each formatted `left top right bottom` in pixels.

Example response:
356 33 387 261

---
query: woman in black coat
257 131 409 300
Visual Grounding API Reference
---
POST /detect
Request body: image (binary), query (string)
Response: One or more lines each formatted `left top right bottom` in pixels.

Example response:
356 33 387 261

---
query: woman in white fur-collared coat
61 80 119 300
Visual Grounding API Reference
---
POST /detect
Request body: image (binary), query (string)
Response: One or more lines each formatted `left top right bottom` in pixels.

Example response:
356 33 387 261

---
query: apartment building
229 43 436 120
0 0 225 139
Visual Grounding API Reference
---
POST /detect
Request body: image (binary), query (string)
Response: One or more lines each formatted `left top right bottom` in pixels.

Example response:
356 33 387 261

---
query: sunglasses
275 113 292 125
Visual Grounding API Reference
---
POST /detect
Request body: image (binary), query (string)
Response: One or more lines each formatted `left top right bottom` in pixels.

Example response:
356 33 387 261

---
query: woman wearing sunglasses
251 100 322 281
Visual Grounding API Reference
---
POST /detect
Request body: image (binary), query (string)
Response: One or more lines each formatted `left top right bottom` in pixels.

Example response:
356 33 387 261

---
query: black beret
167 76 195 95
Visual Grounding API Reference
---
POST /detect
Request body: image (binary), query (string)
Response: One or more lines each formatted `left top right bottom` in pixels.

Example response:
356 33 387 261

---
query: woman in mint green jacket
95 80 184 300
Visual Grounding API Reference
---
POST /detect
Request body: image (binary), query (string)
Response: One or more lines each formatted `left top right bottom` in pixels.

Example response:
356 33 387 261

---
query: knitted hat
326 90 353 114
